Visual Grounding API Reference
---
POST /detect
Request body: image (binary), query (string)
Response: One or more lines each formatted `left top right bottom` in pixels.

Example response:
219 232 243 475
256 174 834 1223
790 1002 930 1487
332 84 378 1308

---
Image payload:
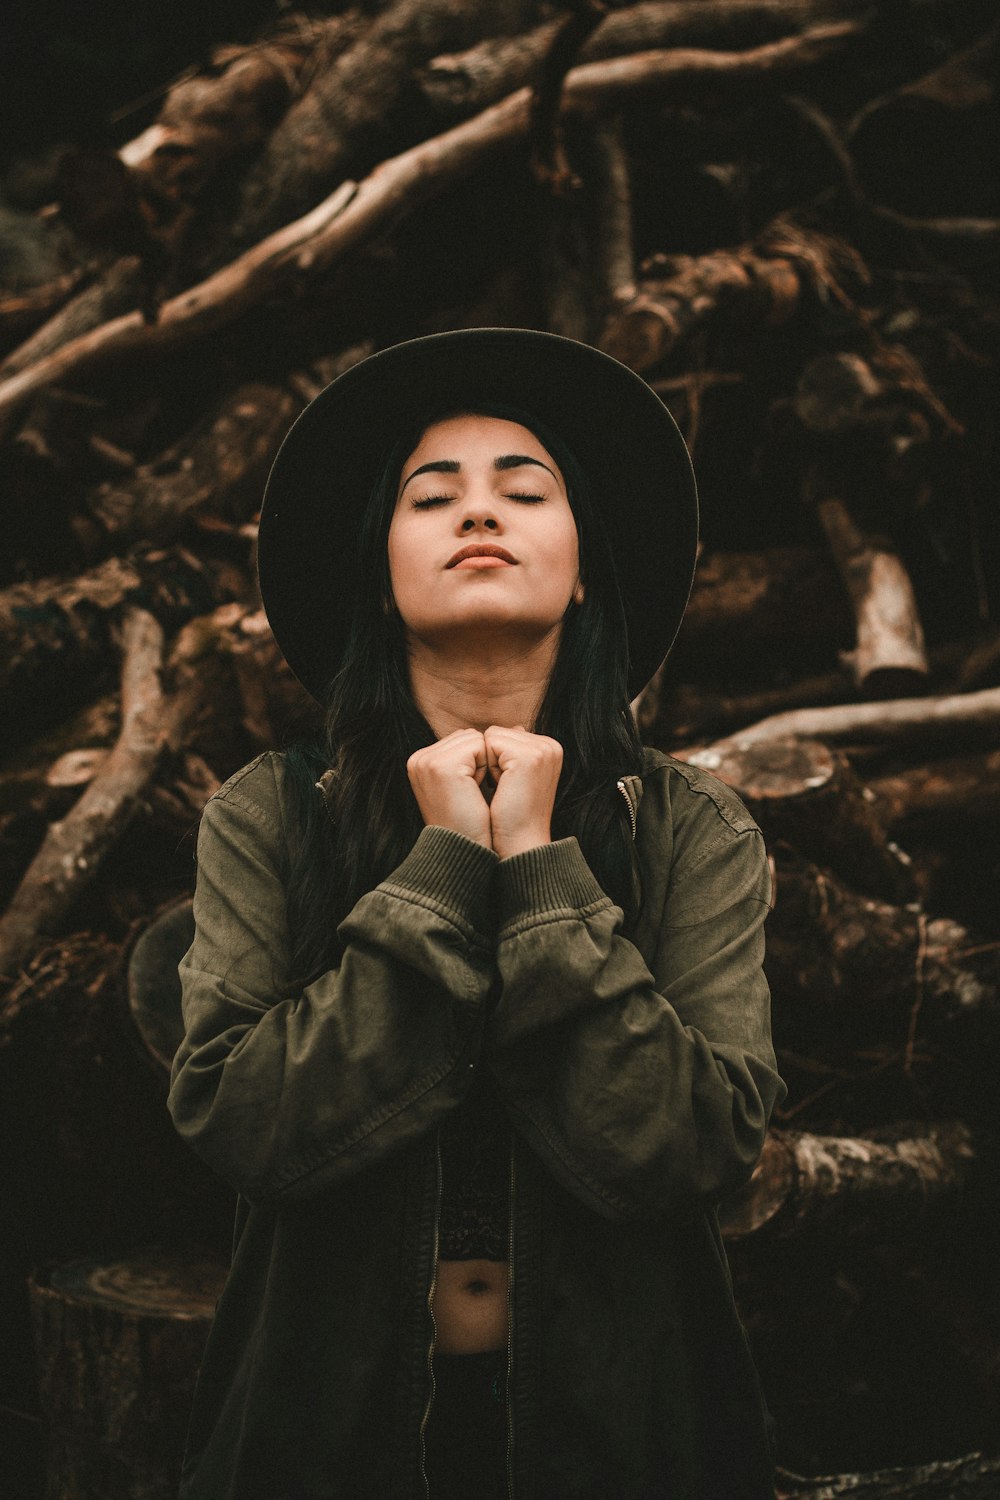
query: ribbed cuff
496 837 609 932
383 825 498 940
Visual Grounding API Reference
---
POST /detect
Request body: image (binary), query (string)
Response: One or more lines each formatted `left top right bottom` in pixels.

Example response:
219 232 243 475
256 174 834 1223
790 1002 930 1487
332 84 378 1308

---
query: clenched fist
482 725 562 858
407 725 563 858
406 729 493 849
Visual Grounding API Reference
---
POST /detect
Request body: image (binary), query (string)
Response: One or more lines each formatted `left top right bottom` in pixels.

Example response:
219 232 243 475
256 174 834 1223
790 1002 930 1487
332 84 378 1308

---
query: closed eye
503 492 546 503
410 491 546 509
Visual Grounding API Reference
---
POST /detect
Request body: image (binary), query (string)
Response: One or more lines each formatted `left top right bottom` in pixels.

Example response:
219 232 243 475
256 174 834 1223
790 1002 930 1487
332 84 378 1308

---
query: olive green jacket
168 747 786 1499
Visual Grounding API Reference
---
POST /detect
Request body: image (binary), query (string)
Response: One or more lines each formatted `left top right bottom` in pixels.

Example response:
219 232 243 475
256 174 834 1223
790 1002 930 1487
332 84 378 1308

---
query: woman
167 328 786 1500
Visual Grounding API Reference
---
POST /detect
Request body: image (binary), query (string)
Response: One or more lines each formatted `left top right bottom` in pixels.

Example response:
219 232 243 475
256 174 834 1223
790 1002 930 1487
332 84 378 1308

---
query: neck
406 627 560 737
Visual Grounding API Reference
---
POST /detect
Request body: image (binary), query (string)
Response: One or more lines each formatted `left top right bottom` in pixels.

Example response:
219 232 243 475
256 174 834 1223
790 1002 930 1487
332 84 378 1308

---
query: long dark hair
281 402 645 984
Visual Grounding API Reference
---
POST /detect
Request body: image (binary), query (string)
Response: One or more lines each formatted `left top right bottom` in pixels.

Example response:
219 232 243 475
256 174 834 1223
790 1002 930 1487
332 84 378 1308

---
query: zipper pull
616 778 638 840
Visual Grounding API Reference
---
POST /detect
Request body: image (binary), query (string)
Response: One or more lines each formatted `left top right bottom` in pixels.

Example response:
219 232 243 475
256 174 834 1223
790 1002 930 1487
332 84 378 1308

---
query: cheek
386 514 413 599
544 514 581 585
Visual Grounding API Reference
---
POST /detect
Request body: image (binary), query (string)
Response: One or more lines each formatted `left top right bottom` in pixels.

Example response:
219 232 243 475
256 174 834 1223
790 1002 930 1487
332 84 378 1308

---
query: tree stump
28 1248 226 1500
684 735 915 902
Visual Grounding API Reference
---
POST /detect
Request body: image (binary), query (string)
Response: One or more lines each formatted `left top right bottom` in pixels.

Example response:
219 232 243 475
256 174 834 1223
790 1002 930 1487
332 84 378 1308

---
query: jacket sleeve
485 788 785 1223
167 755 498 1205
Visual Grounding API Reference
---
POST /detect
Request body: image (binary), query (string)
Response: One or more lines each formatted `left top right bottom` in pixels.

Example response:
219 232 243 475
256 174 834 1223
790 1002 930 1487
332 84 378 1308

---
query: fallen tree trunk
0 21 861 430
669 546 853 678
720 1121 977 1241
776 1452 1000 1498
703 685 1000 751
600 242 805 372
809 479 930 697
421 0 880 117
85 379 302 550
867 750 1000 835
0 549 244 747
1 259 148 377
0 609 173 978
683 735 914 901
766 850 1000 1040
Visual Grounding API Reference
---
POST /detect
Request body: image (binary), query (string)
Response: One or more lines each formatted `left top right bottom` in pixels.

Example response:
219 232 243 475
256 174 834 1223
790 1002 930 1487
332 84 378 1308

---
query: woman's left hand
483 726 563 859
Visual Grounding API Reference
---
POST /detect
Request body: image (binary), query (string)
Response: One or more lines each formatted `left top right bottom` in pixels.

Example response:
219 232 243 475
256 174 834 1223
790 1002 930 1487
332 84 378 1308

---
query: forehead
404 412 559 464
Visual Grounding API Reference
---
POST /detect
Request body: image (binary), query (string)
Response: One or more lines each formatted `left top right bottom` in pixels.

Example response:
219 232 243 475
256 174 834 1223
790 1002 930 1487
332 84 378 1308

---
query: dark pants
422 1350 508 1500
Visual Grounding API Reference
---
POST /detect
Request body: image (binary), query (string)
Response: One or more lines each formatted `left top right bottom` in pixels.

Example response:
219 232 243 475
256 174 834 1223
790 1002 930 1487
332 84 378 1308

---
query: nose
456 491 501 534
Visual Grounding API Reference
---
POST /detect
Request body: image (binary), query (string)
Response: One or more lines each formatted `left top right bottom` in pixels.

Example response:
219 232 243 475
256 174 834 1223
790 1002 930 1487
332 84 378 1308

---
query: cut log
776 1451 1000 1497
527 1 608 197
643 667 855 742
589 115 638 309
867 750 1000 835
808 478 930 697
0 21 861 430
847 25 999 222
86 379 301 550
0 696 119 825
1 259 148 378
0 270 89 352
420 0 876 117
28 1249 227 1500
766 850 1000 1041
684 736 915 901
600 242 804 372
221 0 539 254
0 609 183 978
701 685 1000 751
720 1121 977 1242
668 547 853 680
0 548 245 749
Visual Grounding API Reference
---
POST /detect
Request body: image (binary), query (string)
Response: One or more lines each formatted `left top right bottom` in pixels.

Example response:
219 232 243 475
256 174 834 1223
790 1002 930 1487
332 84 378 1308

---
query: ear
573 579 585 606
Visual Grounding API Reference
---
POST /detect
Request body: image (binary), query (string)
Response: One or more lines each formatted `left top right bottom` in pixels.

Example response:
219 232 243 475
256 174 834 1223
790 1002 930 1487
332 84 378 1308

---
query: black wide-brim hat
258 327 698 703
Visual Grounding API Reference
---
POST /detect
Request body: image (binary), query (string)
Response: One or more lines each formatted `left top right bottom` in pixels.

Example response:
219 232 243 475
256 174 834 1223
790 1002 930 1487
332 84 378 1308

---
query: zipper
505 1141 517 1500
418 1129 443 1500
616 778 638 840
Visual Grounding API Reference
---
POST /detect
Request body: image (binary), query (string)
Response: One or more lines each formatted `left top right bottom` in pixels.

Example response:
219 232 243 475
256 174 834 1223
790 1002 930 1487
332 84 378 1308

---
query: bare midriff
432 1258 509 1354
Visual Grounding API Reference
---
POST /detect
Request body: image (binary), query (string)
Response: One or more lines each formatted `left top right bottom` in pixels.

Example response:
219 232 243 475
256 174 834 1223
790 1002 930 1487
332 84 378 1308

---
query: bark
0 549 245 747
85 379 302 550
1 259 148 377
222 0 538 256
589 116 637 308
0 610 176 978
0 270 89 353
28 1250 226 1500
0 698 119 829
766 849 1000 1041
683 735 914 901
420 0 877 116
720 1121 977 1241
812 486 930 697
0 21 861 430
534 111 637 340
776 1452 1000 1497
847 25 1000 222
704 685 1000 751
867 750 1000 835
667 547 853 680
600 242 805 372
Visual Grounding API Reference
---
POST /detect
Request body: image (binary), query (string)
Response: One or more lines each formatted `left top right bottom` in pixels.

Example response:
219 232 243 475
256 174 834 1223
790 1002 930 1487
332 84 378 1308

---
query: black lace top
437 1070 510 1261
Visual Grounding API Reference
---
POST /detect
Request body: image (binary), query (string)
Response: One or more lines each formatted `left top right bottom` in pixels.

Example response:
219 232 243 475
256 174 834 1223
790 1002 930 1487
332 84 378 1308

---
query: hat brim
258 327 698 704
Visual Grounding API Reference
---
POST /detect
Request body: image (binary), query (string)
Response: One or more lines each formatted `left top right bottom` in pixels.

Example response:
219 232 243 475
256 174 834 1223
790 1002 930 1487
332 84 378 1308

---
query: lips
445 543 517 568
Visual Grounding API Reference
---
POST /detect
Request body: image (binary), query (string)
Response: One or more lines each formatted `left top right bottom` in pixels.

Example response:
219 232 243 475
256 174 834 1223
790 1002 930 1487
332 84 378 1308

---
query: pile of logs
1 1 998 1495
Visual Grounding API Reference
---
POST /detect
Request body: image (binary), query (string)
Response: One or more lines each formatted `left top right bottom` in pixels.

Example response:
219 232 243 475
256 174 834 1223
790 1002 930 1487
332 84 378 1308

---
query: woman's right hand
407 730 492 849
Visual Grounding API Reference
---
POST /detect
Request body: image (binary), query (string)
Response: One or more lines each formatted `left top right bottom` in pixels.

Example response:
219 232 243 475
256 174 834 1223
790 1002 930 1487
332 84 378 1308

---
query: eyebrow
400 454 558 493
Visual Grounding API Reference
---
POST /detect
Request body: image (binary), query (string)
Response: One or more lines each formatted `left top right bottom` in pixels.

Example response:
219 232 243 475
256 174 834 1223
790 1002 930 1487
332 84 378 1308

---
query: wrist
494 828 551 859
